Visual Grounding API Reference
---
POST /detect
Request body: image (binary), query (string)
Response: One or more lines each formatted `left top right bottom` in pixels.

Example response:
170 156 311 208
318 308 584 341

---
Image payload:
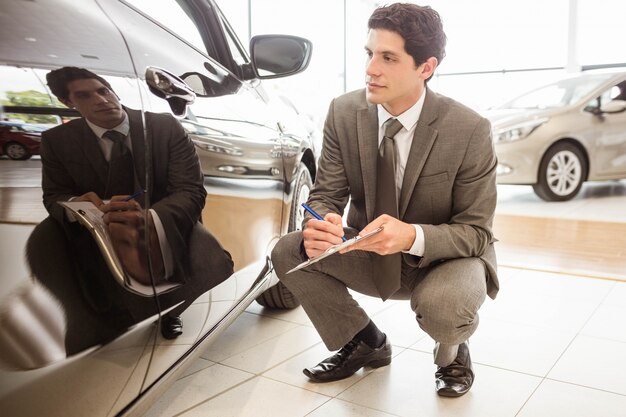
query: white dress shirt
376 91 427 257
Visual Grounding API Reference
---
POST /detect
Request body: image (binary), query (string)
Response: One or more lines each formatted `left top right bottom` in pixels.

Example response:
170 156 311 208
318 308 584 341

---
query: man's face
62 78 124 128
365 28 436 116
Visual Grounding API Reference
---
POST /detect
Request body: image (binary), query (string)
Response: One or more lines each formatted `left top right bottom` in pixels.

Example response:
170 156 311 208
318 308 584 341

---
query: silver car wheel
5 142 29 160
546 150 582 196
293 180 310 231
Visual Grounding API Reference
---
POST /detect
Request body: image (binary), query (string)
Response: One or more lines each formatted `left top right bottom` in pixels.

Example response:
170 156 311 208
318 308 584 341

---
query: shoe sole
436 388 470 398
367 356 392 368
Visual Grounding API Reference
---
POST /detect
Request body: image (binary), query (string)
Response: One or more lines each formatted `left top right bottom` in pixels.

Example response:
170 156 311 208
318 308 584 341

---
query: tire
256 163 312 309
532 142 587 201
4 142 31 160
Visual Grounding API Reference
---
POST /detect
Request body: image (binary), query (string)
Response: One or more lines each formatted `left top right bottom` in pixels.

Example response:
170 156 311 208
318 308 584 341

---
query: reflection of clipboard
59 201 179 296
286 227 383 274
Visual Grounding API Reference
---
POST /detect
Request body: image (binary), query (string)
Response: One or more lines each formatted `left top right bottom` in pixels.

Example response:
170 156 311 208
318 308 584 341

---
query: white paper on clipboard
286 227 383 274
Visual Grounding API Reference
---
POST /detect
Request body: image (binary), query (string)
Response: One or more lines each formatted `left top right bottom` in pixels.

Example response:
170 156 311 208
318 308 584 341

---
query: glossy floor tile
517 379 626 417
144 269 626 417
496 181 626 223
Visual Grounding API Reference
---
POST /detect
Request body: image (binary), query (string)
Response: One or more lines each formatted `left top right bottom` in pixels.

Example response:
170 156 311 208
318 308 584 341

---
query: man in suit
271 3 498 397
26 67 233 353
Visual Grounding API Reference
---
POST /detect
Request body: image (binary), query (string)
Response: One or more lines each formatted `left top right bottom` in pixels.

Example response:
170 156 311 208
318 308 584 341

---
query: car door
590 78 626 177
96 0 303 390
106 0 285 276
0 1 157 416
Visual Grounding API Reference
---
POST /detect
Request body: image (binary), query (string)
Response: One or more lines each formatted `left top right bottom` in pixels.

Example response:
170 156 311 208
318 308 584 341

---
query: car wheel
4 142 31 160
287 164 312 232
256 163 312 309
532 142 587 201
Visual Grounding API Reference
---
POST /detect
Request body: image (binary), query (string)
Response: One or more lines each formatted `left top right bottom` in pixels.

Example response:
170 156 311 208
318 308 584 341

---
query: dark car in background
0 0 316 416
0 121 45 160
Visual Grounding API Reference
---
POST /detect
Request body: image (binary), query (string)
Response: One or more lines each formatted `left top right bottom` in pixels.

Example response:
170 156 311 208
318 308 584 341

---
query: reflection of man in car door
26 67 233 354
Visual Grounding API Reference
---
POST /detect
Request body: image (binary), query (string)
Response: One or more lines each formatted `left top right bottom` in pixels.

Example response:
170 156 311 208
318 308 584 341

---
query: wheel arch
300 147 317 183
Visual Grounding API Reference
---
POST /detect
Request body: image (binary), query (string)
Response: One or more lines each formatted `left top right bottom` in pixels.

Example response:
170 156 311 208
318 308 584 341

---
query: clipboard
286 227 383 274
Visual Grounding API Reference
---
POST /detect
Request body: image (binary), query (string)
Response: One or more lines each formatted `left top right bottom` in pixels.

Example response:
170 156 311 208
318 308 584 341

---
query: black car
0 0 316 416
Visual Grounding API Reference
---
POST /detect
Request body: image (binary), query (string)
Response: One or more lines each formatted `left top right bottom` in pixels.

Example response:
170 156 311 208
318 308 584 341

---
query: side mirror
145 67 196 117
599 99 626 114
249 35 312 80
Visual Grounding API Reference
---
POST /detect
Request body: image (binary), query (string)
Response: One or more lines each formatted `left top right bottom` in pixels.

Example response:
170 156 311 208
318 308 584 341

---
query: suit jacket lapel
127 108 147 192
357 103 379 221
399 89 440 218
76 119 109 188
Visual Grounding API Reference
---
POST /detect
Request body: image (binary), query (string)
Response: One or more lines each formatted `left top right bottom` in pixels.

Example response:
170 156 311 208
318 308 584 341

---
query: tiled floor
495 182 626 223
2 157 624 417
143 182 626 417
144 268 626 417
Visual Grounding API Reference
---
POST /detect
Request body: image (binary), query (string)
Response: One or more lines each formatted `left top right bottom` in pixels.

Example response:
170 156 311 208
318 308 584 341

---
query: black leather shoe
160 315 183 339
303 336 392 382
435 341 474 397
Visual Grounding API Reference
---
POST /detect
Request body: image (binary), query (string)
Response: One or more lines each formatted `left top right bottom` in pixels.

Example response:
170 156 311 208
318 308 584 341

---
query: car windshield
498 73 616 110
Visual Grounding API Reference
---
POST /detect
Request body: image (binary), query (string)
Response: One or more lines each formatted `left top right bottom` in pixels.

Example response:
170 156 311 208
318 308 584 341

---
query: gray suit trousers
271 229 488 351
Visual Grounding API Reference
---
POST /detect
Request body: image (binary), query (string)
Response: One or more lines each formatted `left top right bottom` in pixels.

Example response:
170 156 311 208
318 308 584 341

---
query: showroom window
578 0 626 67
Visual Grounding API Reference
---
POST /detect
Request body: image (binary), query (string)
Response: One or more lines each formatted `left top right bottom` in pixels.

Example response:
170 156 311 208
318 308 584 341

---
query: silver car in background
486 71 626 201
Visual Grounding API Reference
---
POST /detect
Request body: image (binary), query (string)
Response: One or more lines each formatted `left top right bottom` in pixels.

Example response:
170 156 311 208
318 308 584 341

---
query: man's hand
342 214 416 255
73 191 104 208
101 195 165 284
101 195 144 245
302 212 345 258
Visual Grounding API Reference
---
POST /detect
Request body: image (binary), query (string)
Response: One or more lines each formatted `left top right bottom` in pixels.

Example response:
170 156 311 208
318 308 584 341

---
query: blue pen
301 203 347 241
123 189 145 202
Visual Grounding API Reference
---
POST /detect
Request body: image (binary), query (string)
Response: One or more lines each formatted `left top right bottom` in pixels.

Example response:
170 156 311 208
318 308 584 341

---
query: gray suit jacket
307 88 499 299
41 107 207 278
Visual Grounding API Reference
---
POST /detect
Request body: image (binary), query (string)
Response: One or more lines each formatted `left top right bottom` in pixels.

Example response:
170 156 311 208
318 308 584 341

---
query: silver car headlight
493 117 548 143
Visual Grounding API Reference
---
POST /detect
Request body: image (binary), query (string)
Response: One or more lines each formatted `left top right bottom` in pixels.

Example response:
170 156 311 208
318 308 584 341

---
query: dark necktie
103 130 134 198
373 118 403 300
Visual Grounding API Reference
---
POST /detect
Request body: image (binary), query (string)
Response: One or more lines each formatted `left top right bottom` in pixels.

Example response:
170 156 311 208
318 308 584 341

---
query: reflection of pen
124 189 145 202
301 203 347 241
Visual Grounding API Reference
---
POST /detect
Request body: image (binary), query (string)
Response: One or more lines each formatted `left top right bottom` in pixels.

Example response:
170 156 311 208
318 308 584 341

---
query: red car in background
0 121 46 160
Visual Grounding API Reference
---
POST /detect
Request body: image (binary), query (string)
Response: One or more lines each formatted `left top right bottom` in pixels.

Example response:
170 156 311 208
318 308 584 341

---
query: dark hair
368 3 446 69
46 66 114 101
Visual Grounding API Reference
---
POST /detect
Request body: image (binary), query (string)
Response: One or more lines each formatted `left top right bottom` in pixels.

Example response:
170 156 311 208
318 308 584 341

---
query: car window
586 80 626 108
609 81 626 101
124 0 207 54
501 74 616 109
216 10 250 67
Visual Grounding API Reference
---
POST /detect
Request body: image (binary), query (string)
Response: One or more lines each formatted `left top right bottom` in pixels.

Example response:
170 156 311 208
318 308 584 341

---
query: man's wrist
402 224 425 256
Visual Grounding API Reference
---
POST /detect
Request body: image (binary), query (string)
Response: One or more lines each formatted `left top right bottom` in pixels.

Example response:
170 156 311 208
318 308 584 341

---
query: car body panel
0 0 316 415
0 121 44 159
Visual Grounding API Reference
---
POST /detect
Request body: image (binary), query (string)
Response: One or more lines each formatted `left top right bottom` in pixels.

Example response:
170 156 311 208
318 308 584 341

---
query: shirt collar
377 89 427 131
85 111 130 139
